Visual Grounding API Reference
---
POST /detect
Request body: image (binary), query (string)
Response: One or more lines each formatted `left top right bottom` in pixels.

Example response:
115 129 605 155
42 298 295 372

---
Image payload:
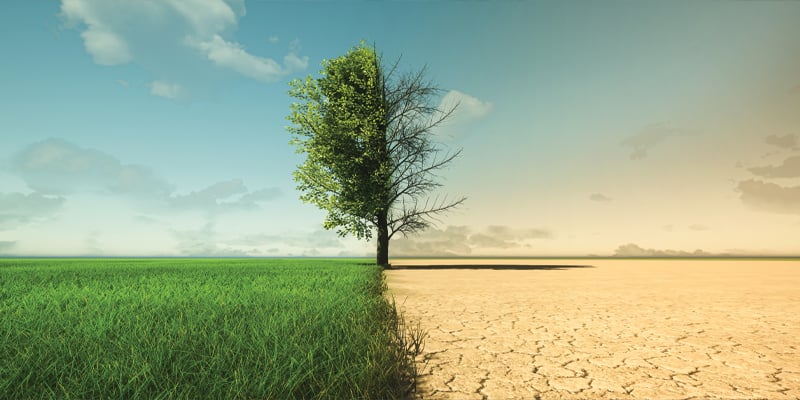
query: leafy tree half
287 43 465 267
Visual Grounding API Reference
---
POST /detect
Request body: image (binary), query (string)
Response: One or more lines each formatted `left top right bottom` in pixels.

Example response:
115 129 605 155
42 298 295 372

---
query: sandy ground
385 259 800 400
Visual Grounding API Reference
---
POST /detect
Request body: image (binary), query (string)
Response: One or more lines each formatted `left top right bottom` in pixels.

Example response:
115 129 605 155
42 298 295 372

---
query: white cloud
223 228 364 256
186 34 306 83
10 138 173 197
9 138 280 214
439 90 493 124
233 229 344 250
282 39 309 71
432 90 493 140
81 28 131 65
149 80 183 99
283 51 309 72
268 35 279 44
0 192 65 230
169 179 281 213
60 0 140 65
171 179 247 206
0 241 17 254
84 230 103 254
239 187 282 205
59 0 307 97
172 222 253 257
168 0 239 37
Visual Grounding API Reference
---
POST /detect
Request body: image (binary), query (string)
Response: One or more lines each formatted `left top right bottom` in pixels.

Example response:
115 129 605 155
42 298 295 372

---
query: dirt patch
386 259 800 399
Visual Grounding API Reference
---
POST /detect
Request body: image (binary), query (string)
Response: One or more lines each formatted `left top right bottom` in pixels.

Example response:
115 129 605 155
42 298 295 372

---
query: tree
287 43 465 267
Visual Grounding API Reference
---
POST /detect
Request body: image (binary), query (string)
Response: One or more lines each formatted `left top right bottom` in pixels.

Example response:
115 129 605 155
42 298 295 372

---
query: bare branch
388 195 466 239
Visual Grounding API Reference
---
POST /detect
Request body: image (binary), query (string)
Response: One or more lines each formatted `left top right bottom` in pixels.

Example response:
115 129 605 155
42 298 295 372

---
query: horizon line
1 255 799 260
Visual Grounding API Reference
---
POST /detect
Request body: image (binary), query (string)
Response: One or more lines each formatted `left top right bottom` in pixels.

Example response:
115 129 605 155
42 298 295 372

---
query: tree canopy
287 43 464 266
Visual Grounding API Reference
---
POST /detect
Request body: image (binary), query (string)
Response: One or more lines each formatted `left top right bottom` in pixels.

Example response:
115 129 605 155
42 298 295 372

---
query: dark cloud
621 123 690 160
469 233 516 249
613 243 712 257
392 225 552 256
736 179 800 215
10 138 173 197
392 225 472 257
748 155 800 178
0 192 66 230
764 134 798 150
485 225 552 240
589 193 612 202
0 241 17 253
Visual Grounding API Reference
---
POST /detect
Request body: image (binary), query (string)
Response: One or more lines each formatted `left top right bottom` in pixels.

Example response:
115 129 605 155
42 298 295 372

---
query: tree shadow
388 264 594 271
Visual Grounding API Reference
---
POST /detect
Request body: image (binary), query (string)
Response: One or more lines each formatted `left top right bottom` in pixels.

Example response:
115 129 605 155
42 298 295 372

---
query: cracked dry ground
385 259 800 400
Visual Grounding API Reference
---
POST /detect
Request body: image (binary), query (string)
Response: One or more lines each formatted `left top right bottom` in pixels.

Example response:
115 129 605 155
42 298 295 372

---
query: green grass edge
0 258 423 399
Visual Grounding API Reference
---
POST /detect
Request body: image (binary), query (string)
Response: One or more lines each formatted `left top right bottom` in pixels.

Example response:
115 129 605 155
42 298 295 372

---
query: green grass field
0 258 414 399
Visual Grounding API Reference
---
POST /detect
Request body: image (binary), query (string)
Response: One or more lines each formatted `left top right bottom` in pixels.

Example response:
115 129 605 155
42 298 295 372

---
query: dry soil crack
387 259 800 399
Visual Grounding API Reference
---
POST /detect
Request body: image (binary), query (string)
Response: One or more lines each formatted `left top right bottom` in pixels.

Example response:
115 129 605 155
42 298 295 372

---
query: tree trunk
376 212 389 267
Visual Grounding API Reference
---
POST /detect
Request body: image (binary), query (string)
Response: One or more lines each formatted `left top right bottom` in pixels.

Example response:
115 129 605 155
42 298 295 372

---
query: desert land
386 258 800 399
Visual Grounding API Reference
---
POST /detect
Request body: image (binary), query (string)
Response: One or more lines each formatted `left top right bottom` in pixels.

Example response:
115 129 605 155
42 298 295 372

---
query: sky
1 0 800 257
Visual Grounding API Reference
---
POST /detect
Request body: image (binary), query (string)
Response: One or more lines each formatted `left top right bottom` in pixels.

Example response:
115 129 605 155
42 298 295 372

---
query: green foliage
288 44 390 240
0 258 413 399
288 43 465 266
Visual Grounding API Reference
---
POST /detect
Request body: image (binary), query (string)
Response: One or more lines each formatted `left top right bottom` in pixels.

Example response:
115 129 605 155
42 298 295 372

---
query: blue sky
2 0 799 257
